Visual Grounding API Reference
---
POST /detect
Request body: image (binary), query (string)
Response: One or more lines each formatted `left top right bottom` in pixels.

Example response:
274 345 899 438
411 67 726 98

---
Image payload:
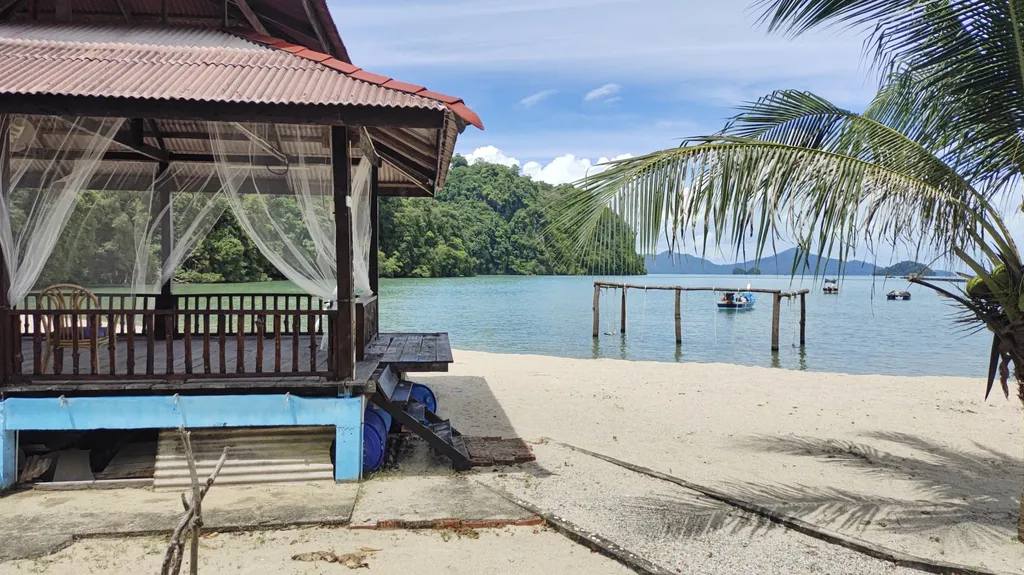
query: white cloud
523 152 632 184
463 145 633 185
519 89 557 107
465 145 519 167
584 83 620 102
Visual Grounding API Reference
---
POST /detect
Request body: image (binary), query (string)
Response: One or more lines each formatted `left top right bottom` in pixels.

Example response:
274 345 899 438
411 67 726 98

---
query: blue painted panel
1 395 360 431
0 394 363 487
0 407 15 490
336 420 362 481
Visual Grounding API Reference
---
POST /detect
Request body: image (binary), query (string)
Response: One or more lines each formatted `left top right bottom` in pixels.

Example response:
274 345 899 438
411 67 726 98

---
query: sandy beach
423 350 1024 573
1 350 1021 574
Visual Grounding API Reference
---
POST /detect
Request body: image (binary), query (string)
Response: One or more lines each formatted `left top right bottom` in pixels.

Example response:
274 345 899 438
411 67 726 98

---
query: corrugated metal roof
0 24 447 110
153 426 335 489
0 23 264 48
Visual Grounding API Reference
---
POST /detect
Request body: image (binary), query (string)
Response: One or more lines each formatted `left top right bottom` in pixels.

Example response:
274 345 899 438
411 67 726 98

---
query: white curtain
130 164 225 296
0 115 124 305
351 157 372 296
208 121 371 303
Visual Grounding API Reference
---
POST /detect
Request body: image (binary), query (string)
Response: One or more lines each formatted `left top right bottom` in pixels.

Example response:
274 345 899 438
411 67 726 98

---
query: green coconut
967 264 1011 299
967 275 990 297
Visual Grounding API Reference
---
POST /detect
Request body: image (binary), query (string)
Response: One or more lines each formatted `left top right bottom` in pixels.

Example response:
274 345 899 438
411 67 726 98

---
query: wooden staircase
370 364 471 471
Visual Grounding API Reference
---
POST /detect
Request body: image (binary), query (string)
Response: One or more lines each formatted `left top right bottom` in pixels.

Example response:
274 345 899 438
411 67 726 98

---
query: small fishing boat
887 290 911 301
718 291 757 310
823 279 839 294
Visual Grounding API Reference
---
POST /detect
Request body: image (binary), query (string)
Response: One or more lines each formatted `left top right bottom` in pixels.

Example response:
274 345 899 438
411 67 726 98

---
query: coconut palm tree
550 0 1024 541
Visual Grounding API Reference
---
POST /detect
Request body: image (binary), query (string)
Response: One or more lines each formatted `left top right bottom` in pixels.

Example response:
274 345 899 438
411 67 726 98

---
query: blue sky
328 0 876 182
325 0 1024 267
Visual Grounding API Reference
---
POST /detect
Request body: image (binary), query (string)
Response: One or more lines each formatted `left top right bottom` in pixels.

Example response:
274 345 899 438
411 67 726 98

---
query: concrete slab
351 475 533 528
0 481 358 561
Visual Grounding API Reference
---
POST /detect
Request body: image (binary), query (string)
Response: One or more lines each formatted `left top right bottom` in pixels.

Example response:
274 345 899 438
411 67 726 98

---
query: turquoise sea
375 275 987 378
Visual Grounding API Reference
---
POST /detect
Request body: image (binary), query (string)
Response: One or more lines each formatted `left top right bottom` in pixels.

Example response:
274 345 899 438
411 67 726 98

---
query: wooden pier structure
593 281 810 352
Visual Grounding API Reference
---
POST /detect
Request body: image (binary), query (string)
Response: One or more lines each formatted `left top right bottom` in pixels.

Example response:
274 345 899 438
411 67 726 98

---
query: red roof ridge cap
232 29 484 130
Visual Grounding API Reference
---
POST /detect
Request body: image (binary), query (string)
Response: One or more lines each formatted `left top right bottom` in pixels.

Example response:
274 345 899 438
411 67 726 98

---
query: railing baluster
274 314 282 372
184 312 193 375
71 312 80 375
236 312 245 373
165 315 174 375
32 314 42 374
308 310 316 371
203 314 212 374
108 311 116 376
255 314 264 373
52 312 63 376
127 312 136 375
218 312 227 374
146 314 155 375
292 312 300 372
89 313 99 375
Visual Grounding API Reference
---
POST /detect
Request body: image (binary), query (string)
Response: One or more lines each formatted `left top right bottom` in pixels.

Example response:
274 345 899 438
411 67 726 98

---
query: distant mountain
644 248 950 276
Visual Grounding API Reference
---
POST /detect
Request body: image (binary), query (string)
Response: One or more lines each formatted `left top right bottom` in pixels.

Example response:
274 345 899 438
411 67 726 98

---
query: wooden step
405 401 425 423
391 380 413 404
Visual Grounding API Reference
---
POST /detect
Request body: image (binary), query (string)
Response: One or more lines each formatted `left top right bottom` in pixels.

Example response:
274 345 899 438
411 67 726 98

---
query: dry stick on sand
159 427 229 575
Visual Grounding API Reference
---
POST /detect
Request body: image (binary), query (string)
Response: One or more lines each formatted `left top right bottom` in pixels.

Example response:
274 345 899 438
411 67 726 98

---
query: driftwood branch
159 427 230 575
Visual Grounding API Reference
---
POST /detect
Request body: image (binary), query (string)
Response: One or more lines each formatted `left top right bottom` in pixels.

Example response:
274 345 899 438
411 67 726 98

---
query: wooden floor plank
398 335 423 363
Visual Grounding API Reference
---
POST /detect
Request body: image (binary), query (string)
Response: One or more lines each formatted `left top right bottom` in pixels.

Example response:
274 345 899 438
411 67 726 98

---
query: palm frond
755 0 1024 181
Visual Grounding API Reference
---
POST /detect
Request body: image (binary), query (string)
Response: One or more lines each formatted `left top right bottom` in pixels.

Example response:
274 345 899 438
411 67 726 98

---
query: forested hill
38 156 644 287
376 156 645 278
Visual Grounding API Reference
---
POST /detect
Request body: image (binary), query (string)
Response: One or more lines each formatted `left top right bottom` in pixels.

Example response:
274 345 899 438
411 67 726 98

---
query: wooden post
592 284 600 338
0 115 9 384
619 287 626 334
153 154 174 339
674 289 681 345
799 292 806 346
771 293 782 351
332 126 355 381
369 165 379 296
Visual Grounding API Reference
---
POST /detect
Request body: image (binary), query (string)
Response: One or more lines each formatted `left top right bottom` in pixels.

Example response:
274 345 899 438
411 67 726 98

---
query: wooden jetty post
674 289 682 345
799 293 806 346
592 281 809 353
620 287 627 334
771 293 782 352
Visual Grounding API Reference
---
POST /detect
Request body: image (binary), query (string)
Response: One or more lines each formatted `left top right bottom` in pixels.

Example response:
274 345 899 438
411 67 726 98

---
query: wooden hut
0 0 481 489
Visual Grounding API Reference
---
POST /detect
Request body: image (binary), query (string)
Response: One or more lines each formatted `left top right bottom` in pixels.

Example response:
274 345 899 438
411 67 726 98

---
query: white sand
1 526 634 575
423 350 1024 574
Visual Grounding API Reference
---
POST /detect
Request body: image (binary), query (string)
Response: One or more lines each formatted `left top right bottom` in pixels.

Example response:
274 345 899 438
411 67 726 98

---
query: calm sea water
376 275 989 378
174 275 986 377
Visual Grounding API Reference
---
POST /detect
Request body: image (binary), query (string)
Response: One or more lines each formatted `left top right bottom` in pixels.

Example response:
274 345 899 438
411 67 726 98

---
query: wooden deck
371 332 453 373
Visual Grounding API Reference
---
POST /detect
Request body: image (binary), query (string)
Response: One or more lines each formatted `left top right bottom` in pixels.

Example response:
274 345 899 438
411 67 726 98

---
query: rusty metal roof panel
0 24 448 110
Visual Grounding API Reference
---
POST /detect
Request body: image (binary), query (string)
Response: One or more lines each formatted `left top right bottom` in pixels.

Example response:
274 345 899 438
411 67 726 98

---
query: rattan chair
38 284 116 372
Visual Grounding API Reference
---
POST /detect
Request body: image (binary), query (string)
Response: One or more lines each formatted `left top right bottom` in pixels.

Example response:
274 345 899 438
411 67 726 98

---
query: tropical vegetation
35 155 643 288
550 0 1024 541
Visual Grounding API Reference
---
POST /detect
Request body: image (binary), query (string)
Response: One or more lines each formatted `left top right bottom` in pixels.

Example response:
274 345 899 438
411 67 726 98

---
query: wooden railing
4 295 340 383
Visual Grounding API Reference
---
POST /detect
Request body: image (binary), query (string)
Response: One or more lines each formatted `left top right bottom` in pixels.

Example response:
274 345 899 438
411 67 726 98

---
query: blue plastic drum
362 407 391 472
409 383 437 422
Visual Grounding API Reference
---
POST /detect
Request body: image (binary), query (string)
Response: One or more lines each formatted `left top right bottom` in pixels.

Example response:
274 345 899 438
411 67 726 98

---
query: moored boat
887 290 911 300
823 278 839 294
718 291 757 310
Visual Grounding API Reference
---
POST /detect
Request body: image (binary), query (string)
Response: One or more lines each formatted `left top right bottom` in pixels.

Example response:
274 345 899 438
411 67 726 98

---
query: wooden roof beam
300 0 331 55
0 0 29 20
114 0 132 24
232 0 267 36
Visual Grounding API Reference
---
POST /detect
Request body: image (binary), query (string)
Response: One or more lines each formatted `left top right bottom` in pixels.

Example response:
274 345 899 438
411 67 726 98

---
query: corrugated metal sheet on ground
154 426 334 490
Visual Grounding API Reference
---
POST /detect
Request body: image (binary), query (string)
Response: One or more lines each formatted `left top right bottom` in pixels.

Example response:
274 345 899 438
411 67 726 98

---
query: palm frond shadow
723 433 1020 545
623 492 781 539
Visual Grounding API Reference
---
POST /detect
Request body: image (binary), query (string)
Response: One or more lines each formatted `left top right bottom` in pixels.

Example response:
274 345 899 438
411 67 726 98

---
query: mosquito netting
2 116 370 309
208 121 373 305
